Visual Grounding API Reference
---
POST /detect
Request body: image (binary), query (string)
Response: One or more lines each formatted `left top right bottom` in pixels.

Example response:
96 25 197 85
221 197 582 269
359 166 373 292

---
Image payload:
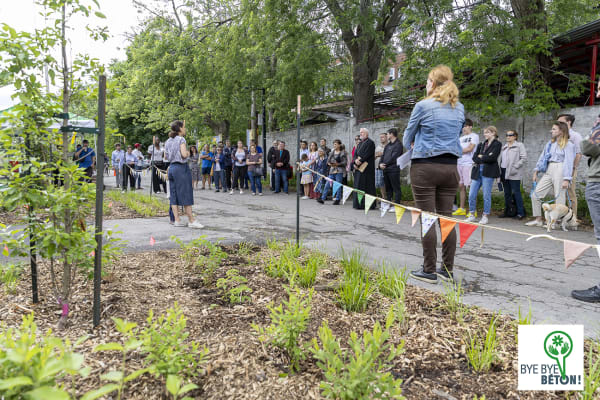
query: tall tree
323 0 407 122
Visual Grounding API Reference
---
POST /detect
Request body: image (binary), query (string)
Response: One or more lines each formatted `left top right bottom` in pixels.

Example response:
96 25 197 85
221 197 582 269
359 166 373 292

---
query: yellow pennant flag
394 205 405 224
70 132 77 145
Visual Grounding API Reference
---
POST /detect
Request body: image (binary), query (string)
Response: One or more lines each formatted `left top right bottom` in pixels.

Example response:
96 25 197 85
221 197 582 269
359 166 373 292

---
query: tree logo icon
543 330 573 379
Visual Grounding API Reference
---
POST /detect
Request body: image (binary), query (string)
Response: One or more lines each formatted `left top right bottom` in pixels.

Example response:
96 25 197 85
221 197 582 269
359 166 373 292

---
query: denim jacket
402 98 465 159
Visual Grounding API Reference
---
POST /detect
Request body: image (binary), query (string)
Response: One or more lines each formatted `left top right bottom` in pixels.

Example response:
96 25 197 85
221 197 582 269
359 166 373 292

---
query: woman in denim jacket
403 65 464 284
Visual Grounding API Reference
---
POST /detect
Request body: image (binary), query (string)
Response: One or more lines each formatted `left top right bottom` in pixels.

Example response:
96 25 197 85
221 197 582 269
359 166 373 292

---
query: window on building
389 67 396 81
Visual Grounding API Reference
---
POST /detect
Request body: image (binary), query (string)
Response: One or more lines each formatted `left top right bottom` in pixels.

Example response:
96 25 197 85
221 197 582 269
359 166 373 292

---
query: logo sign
518 325 583 390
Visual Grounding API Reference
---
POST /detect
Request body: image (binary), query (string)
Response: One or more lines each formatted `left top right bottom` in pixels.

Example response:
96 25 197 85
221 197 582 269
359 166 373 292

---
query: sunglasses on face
506 134 515 137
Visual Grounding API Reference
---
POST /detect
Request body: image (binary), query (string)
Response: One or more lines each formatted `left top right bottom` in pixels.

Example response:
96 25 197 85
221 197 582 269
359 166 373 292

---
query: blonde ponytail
425 65 460 108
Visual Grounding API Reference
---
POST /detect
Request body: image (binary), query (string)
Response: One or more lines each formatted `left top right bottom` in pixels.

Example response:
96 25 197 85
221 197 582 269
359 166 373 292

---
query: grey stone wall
265 105 600 189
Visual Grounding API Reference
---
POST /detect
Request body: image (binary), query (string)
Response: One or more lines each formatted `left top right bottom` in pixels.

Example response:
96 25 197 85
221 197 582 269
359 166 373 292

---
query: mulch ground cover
0 244 585 400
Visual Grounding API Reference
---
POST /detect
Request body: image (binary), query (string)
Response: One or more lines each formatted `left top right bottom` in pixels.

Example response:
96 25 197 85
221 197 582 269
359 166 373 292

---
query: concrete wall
266 105 600 189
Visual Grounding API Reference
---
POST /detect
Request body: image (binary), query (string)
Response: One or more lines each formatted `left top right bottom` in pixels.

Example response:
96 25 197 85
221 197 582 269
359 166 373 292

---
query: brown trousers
410 163 459 273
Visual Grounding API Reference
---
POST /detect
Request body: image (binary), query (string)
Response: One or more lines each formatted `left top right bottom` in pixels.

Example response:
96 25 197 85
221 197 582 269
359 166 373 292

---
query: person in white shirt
132 143 144 189
111 143 125 188
148 138 166 193
557 113 582 226
453 119 479 216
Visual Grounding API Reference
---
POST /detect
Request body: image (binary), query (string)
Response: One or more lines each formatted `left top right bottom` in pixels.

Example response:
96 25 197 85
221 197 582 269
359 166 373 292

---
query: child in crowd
299 153 312 199
314 148 329 197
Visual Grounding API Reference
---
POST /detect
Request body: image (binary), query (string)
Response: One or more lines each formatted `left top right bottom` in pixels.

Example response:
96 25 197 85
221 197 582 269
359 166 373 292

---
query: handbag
255 166 264 176
537 142 553 173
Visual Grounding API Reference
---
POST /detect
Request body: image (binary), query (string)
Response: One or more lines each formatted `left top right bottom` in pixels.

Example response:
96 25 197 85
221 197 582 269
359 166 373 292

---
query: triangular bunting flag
342 186 353 204
380 202 390 218
364 194 376 215
89 250 95 257
108 202 113 208
332 181 342 197
150 236 156 246
459 222 478 248
421 213 438 236
356 191 364 204
3 245 9 257
395 205 405 224
440 218 457 243
411 210 420 227
564 240 592 269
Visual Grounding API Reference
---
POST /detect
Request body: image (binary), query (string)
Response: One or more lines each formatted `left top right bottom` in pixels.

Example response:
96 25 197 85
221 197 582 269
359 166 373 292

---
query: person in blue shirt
74 140 96 182
250 139 263 154
199 144 214 190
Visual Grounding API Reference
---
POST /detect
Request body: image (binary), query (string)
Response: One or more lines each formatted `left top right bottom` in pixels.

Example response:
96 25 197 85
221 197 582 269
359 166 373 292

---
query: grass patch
337 248 374 312
466 314 499 373
376 262 408 299
105 190 169 217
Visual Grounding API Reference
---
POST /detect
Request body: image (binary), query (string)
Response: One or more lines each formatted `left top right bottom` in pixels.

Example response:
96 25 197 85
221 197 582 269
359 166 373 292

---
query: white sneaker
479 215 488 225
465 215 476 223
301 196 309 199
258 193 263 196
174 221 188 227
239 190 243 194
525 219 543 227
252 192 256 196
229 190 234 195
188 220 204 229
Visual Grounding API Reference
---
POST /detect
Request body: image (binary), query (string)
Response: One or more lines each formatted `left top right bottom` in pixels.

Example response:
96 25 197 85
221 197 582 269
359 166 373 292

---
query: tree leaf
0 376 33 390
94 342 123 352
166 374 181 395
100 370 124 382
94 11 106 19
80 384 119 400
24 386 70 400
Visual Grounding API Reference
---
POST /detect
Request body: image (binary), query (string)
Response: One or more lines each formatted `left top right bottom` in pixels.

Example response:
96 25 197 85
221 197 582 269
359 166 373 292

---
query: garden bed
0 242 589 399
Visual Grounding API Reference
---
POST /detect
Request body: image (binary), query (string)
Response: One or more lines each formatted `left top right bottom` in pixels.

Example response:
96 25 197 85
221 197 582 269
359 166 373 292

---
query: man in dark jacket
267 140 278 190
353 128 376 209
380 128 404 204
271 141 290 194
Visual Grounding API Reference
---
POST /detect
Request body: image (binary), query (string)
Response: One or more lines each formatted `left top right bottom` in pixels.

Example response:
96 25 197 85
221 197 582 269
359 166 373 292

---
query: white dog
542 203 576 232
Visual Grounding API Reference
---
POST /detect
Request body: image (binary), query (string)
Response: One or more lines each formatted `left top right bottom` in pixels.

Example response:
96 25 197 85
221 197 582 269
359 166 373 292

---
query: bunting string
298 163 600 266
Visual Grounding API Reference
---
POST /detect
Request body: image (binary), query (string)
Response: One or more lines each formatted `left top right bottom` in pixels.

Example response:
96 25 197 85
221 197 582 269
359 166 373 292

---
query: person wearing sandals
498 130 527 220
525 121 576 227
403 65 464 284
247 144 263 196
231 140 247 194
465 126 502 225
164 120 204 229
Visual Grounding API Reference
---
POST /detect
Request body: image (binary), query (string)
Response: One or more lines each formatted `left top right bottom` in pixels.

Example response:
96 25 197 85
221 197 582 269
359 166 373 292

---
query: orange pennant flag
459 222 478 248
411 210 420 227
440 218 457 243
564 240 592 269
394 205 405 224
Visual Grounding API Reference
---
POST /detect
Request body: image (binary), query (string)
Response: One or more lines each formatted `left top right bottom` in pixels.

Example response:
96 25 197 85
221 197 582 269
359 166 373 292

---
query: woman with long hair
308 141 319 198
164 120 204 228
247 144 263 195
189 145 201 190
317 139 347 205
403 65 464 284
526 121 576 227
230 140 247 195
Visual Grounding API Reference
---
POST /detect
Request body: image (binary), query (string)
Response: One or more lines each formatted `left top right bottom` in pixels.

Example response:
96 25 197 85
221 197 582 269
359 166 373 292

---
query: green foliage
0 314 90 399
138 304 208 380
253 286 313 372
582 341 600 400
292 252 325 288
310 309 405 400
165 374 198 400
517 303 533 326
0 263 24 294
265 255 288 279
376 263 407 299
171 235 227 284
466 315 499 373
266 237 282 251
236 241 253 257
391 293 408 333
105 190 169 217
440 279 467 322
216 269 253 304
337 248 374 312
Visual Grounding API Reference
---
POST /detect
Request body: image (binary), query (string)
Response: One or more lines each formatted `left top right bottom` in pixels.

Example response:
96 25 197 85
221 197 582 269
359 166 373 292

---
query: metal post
296 95 301 248
93 75 106 327
591 44 598 106
24 124 38 303
262 88 267 178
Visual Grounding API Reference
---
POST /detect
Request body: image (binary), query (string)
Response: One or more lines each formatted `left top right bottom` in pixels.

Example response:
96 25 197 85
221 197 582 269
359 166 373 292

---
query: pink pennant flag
3 245 9 256
150 236 156 246
89 250 95 257
411 210 420 227
564 240 592 269
108 202 113 208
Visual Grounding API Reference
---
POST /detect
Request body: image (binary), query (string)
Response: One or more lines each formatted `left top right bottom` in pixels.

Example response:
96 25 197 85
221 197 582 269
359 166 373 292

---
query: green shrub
311 309 405 399
253 286 313 372
466 315 499 373
265 255 287 279
376 264 407 299
237 241 253 257
216 269 252 304
0 314 91 399
0 263 23 294
138 304 208 380
166 374 198 400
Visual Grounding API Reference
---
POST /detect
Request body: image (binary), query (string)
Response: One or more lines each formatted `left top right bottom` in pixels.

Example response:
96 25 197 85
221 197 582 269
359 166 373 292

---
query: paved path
104 173 600 336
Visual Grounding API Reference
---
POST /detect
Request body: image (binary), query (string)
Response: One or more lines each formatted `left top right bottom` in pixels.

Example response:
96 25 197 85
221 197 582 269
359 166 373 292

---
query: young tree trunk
61 4 70 161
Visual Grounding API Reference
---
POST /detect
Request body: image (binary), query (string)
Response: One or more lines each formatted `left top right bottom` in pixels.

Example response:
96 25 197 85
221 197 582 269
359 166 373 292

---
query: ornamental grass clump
376 262 407 299
337 248 373 312
440 279 467 322
466 314 499 373
253 286 313 373
582 341 600 400
311 308 405 399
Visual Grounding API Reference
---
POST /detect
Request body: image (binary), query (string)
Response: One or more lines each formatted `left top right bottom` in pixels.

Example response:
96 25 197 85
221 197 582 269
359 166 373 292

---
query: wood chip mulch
0 245 583 400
